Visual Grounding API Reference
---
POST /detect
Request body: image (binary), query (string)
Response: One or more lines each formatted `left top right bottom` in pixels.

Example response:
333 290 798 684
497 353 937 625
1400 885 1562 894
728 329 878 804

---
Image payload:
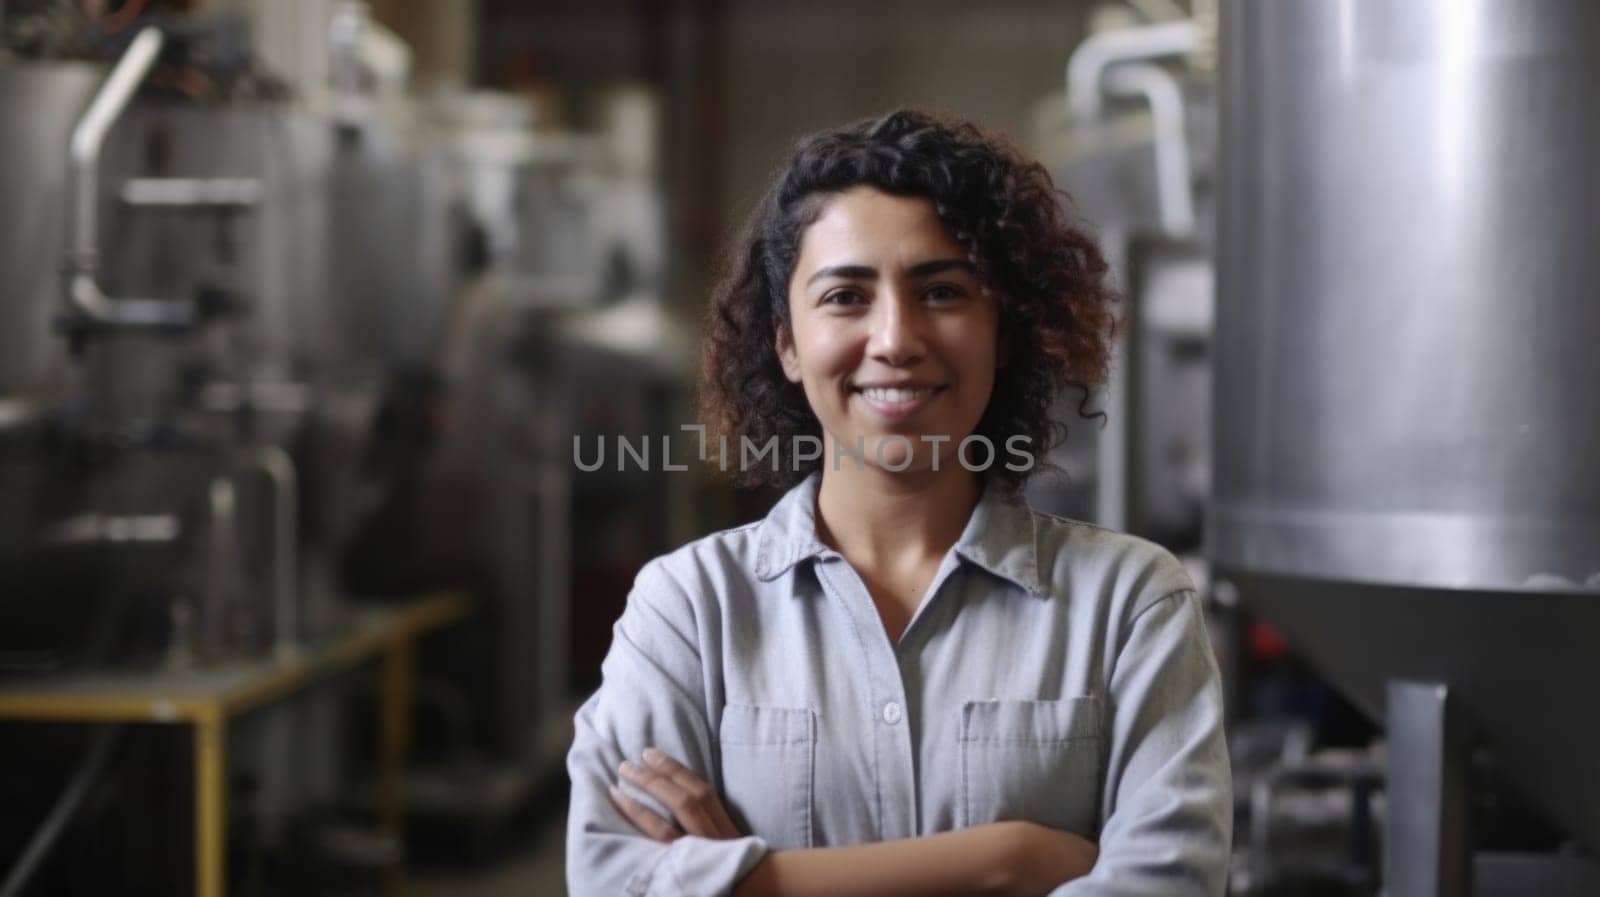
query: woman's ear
775 316 802 383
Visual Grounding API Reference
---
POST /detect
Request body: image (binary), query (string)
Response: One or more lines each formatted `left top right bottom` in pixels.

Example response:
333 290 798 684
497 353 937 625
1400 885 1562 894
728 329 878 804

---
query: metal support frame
1386 680 1470 897
1473 852 1600 897
233 445 302 660
0 594 469 897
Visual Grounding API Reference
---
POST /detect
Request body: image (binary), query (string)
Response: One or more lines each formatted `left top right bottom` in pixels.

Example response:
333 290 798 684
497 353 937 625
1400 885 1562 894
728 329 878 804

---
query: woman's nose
867 291 927 366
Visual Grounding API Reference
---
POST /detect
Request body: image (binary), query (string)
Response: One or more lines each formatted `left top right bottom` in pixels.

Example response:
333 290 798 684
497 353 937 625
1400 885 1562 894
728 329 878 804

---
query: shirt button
882 701 903 725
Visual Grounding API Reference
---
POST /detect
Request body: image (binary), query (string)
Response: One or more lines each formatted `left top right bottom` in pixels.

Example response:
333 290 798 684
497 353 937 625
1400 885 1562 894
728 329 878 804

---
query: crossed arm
609 746 1098 897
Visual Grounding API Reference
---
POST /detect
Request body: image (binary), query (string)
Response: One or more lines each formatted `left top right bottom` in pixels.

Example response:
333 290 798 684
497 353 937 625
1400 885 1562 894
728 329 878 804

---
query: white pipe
69 27 162 269
64 27 194 330
0 398 43 432
236 445 301 660
1104 63 1196 236
204 477 237 660
1066 19 1197 122
68 275 195 328
1127 0 1187 23
119 177 264 209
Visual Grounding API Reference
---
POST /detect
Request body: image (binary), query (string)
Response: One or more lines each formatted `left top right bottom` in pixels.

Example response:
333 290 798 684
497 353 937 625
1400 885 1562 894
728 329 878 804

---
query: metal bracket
1386 680 1470 897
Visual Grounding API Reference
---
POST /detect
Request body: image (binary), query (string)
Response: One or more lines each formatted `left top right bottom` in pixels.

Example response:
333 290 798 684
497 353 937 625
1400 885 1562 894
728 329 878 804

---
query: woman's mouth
853 384 945 419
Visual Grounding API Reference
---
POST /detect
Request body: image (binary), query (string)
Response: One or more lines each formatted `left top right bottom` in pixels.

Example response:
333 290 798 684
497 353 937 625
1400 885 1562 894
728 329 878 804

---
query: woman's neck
815 461 982 573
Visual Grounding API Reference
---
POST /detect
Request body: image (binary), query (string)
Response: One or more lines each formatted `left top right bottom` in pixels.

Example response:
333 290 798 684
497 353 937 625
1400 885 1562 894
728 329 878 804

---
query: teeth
860 387 937 403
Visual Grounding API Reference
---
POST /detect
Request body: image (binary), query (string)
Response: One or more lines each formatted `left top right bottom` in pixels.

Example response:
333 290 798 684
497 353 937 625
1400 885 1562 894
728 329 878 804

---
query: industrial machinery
0 10 352 893
1213 1 1600 895
1 1 675 891
1030 1 1217 549
0 16 318 671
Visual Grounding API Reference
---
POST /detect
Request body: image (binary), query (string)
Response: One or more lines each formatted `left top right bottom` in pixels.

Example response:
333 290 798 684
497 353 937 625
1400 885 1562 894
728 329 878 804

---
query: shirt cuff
627 834 771 897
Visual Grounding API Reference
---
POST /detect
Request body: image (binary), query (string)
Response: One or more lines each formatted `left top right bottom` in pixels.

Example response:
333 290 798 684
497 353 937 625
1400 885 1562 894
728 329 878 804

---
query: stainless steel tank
0 54 335 666
1214 0 1600 852
0 62 102 395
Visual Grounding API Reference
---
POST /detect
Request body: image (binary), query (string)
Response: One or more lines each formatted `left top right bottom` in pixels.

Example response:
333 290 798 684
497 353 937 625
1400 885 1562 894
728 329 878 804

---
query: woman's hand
605 750 1097 897
989 820 1099 896
609 747 744 842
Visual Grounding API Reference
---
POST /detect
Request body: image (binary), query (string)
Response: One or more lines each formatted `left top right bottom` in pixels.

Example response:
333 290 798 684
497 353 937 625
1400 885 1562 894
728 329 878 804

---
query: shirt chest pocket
718 704 816 849
958 696 1103 837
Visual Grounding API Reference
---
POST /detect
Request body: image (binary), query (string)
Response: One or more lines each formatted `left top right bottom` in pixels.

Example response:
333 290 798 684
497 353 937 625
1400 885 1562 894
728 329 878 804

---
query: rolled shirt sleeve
566 560 770 897
1052 588 1233 896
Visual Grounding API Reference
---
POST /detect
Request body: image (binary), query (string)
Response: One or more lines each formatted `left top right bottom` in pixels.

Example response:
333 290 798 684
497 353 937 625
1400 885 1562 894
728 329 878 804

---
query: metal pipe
119 177 264 210
44 512 180 545
64 26 193 331
1103 62 1196 236
1126 0 1187 23
202 476 237 662
69 27 161 266
236 445 301 660
0 728 121 897
1065 19 1197 122
66 276 195 329
199 381 314 416
0 398 43 433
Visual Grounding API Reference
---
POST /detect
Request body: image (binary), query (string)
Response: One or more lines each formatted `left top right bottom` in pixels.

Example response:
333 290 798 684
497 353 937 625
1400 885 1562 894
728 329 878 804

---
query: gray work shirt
566 472 1231 896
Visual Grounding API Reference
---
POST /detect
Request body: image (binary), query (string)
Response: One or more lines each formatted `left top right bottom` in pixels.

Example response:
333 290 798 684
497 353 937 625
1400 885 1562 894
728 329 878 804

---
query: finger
619 760 720 836
642 748 742 837
708 800 740 838
608 785 682 843
622 759 721 836
640 746 701 782
640 749 740 837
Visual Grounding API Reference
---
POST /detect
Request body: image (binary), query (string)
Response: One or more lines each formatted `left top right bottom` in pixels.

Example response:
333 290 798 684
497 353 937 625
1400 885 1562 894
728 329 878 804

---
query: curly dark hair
698 108 1119 492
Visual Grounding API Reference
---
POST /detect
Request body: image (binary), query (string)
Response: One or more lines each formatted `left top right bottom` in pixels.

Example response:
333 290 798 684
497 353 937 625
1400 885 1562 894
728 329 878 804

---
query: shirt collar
752 473 831 580
752 472 1046 598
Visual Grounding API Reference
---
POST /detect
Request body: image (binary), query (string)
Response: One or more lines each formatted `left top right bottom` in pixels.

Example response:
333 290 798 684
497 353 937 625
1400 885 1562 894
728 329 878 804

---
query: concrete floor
407 813 568 897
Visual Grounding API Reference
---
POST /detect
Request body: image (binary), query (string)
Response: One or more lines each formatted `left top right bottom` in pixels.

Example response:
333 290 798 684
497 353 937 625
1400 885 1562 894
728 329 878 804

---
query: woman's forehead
795 187 964 272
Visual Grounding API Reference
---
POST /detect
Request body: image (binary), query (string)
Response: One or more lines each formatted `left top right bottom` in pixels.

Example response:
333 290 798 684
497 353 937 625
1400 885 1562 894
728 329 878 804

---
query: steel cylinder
1213 0 1600 593
1213 0 1600 855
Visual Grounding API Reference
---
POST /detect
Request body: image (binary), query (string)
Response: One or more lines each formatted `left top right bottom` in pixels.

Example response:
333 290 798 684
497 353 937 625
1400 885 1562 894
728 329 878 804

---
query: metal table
0 592 472 897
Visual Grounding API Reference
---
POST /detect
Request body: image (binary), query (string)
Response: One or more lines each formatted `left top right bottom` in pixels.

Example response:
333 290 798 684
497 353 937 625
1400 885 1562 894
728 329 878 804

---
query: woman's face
779 186 1002 474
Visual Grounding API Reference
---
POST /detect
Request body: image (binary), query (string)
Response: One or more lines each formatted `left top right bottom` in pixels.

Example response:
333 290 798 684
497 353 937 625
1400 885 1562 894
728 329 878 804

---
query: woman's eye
823 289 866 307
925 284 966 303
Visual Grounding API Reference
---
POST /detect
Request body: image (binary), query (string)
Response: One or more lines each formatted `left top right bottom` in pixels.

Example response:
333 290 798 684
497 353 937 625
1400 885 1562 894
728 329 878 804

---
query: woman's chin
819 428 976 476
863 441 952 476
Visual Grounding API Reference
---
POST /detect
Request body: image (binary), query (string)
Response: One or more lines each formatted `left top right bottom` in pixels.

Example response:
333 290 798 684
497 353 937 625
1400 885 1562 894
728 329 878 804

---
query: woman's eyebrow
806 264 875 286
804 258 975 286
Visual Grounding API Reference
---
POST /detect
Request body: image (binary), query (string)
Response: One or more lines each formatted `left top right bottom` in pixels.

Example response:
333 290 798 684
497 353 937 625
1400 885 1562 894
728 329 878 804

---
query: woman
566 109 1230 896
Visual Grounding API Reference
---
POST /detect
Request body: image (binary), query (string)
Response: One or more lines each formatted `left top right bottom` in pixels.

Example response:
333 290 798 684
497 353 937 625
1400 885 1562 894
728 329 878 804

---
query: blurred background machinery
3 1 1598 896
1 0 674 893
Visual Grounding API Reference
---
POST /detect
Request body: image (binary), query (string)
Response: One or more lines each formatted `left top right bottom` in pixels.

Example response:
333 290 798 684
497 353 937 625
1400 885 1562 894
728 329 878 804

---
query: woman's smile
851 382 947 422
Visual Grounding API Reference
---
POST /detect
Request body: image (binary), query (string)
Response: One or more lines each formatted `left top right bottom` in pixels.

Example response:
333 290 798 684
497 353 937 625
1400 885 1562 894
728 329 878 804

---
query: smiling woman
700 110 1119 494
565 110 1231 897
